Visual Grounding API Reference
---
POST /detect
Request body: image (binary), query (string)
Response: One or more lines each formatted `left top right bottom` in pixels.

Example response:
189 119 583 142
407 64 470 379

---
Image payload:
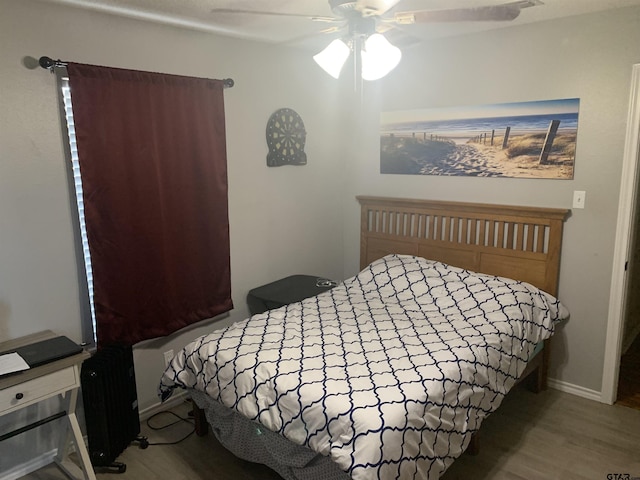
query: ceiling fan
212 0 543 80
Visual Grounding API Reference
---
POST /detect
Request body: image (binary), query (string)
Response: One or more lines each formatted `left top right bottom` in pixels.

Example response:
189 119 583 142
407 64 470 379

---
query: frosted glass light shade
361 33 402 81
313 39 351 79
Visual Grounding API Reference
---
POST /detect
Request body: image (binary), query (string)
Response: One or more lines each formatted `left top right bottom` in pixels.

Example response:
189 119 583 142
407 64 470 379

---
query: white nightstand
0 331 96 480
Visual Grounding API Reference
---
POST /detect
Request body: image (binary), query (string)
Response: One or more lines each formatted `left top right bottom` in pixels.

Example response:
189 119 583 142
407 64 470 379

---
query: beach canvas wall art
380 98 579 179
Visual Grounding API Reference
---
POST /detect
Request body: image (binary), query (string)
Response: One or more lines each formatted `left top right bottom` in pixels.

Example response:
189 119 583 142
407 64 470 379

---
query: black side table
247 275 336 315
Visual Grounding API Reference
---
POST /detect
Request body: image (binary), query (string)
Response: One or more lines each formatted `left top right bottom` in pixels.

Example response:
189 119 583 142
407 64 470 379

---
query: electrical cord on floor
144 410 196 446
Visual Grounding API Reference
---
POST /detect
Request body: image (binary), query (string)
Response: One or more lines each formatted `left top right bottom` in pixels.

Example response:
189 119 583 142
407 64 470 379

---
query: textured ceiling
40 0 640 50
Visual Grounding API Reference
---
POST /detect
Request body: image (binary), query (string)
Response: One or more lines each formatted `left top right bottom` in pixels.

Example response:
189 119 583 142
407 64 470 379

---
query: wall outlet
163 349 174 368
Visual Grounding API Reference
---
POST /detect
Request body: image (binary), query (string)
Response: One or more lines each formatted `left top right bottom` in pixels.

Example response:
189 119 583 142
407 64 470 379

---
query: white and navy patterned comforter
159 254 568 479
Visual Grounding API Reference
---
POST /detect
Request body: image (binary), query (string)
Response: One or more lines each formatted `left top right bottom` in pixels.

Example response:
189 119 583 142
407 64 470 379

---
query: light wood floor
25 386 640 480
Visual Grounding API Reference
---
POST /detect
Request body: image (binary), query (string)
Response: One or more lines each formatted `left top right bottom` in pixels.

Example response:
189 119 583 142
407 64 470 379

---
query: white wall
343 6 640 394
0 0 349 473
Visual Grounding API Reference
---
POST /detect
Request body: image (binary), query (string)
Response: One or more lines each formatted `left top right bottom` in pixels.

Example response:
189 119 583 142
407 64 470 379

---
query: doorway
602 63 640 405
617 336 640 408
616 214 640 409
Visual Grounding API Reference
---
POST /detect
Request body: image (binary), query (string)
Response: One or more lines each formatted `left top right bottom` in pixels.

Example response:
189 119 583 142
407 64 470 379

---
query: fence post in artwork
502 127 511 149
491 129 495 146
539 119 561 165
412 132 416 139
424 132 427 141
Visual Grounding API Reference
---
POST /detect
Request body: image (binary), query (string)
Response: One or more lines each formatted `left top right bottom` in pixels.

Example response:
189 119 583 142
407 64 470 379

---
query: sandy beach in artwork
380 130 576 179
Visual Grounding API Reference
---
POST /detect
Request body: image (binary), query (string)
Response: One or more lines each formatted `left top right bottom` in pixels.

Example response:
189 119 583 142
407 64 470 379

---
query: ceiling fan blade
211 8 338 23
394 1 542 24
318 26 343 34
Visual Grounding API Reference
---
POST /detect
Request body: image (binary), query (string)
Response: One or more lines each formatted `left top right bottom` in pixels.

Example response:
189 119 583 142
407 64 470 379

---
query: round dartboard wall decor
265 108 307 167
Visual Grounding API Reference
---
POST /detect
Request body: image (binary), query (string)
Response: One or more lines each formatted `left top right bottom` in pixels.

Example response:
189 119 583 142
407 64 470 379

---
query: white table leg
54 388 97 480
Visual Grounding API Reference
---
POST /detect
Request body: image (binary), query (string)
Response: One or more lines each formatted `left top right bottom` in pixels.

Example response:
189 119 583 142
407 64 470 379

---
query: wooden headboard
357 196 570 296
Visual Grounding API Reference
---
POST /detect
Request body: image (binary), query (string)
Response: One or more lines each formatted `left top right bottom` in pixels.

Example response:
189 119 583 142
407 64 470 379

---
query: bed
159 196 570 480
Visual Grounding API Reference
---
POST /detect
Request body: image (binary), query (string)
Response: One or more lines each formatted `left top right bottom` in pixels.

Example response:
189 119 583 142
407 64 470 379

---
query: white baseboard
547 377 603 402
0 449 57 480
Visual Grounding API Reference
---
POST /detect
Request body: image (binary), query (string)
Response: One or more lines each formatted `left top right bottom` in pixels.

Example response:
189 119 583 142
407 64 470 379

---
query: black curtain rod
37 56 234 88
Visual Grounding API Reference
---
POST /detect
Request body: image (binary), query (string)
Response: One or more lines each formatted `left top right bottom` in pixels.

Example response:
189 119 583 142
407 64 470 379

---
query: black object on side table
247 274 337 315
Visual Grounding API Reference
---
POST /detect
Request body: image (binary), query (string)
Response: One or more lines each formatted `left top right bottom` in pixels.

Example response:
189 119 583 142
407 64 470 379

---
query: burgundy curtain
67 63 233 347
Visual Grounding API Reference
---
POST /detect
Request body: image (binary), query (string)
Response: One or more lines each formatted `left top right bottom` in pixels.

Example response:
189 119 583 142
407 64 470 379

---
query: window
60 77 97 345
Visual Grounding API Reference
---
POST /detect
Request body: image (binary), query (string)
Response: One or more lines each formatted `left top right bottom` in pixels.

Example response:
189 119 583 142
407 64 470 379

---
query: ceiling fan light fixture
361 33 401 81
313 39 351 79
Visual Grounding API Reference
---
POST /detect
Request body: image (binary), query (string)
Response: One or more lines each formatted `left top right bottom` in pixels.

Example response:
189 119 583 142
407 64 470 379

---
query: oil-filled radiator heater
81 345 148 473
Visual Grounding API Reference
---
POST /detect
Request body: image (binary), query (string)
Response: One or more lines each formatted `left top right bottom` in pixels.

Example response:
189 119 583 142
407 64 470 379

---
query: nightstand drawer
0 366 78 415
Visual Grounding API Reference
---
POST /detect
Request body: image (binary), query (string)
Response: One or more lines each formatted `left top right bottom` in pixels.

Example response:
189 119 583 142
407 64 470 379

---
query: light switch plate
573 190 586 209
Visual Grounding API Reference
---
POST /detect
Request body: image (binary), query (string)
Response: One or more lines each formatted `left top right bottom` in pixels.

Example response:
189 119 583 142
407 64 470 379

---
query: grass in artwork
380 131 576 179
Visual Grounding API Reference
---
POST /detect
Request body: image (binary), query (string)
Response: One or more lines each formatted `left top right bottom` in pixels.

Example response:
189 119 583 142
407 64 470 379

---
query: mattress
160 254 568 479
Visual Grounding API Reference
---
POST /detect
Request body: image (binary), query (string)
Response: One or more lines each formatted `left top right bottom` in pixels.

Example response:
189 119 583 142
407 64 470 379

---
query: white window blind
62 78 97 344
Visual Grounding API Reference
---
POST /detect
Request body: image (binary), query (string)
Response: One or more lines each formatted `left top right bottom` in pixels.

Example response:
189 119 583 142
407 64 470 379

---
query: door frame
602 63 640 404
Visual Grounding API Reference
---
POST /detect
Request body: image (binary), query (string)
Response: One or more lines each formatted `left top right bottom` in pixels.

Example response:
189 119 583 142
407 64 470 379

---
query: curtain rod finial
38 56 67 71
39 56 55 69
223 78 234 88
